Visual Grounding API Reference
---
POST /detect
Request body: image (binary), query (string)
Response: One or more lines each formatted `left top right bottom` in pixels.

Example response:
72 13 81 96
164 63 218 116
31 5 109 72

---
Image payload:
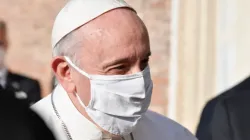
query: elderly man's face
58 9 151 107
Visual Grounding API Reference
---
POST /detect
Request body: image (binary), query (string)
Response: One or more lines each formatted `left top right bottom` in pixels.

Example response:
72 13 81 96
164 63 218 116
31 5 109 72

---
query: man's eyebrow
102 52 151 68
102 57 131 68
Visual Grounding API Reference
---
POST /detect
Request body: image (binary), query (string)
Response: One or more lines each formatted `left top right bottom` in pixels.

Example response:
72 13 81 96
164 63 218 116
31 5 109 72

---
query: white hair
52 29 81 65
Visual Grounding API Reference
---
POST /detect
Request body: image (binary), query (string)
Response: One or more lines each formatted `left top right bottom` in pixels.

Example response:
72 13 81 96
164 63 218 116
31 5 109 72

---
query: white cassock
31 85 197 140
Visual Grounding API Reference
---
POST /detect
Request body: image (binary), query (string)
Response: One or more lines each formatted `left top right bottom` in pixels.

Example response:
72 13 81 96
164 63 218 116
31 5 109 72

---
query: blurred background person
0 20 41 105
0 85 55 140
210 89 250 140
196 76 250 140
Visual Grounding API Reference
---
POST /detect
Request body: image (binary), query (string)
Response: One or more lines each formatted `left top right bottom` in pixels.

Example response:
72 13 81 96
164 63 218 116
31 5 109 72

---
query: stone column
169 0 217 132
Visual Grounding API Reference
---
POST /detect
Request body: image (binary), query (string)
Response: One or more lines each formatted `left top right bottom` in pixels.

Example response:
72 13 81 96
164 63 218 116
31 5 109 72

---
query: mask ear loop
64 56 90 109
75 93 88 109
64 56 91 79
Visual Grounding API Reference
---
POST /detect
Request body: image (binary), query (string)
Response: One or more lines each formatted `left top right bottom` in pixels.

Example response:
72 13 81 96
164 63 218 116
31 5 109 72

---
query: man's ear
51 56 75 93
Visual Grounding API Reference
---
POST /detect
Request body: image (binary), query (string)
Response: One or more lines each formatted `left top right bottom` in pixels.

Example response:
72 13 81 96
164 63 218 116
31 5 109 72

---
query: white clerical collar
52 84 111 140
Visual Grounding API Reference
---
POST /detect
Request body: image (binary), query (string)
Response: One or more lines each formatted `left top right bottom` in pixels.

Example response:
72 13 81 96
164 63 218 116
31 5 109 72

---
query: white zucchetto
51 0 135 48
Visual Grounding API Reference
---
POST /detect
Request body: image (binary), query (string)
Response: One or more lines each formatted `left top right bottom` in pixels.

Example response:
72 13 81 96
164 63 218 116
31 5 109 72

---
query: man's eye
115 65 126 70
107 65 129 75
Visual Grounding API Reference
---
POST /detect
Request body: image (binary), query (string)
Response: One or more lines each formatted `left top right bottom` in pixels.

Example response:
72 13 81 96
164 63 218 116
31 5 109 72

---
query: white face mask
64 56 153 136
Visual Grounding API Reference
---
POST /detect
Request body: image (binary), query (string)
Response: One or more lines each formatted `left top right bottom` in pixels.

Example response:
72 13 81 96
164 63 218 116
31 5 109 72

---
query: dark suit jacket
0 86 55 140
211 90 250 140
6 71 41 105
196 76 250 140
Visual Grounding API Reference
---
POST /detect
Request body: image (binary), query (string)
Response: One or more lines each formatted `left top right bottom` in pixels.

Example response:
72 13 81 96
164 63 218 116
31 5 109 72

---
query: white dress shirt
31 85 197 140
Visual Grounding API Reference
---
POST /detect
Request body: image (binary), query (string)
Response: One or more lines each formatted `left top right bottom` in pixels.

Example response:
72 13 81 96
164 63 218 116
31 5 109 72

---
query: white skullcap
52 0 135 48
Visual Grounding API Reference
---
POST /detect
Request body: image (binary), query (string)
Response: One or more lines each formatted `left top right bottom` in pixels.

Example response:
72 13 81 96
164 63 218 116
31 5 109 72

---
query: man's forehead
78 9 145 41
76 19 150 69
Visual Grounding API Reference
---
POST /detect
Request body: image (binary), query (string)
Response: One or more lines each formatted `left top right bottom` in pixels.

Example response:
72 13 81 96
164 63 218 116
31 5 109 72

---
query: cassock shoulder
137 110 197 140
31 94 54 123
31 94 69 140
